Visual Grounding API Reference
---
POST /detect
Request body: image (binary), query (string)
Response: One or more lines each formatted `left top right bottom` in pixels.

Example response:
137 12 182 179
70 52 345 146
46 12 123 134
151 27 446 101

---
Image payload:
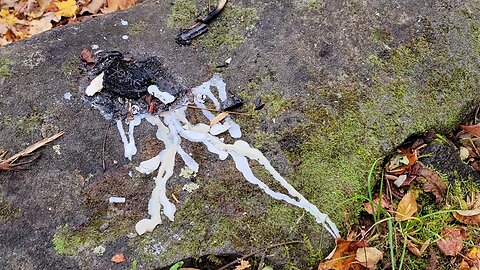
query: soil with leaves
317 123 480 269
0 0 137 46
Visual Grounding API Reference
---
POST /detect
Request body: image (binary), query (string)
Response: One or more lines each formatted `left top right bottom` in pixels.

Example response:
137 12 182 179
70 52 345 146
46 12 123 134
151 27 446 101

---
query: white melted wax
115 74 340 238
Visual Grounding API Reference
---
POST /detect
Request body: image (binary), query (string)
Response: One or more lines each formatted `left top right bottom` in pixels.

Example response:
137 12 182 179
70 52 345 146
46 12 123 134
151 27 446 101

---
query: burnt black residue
84 51 186 120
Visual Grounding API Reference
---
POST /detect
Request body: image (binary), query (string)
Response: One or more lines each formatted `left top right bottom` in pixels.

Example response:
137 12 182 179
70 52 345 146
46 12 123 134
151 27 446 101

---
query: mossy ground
2 107 44 134
0 57 10 77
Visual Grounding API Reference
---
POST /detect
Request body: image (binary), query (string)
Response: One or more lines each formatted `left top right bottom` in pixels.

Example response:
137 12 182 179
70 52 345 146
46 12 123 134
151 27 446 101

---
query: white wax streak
192 74 241 138
117 74 340 238
147 85 176 104
116 115 143 160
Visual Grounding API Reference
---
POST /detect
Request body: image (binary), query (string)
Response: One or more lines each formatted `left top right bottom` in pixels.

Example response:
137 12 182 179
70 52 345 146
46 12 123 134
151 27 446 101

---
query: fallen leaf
355 247 383 270
28 16 52 35
418 167 447 202
395 189 418 221
81 49 95 63
406 240 422 257
318 238 365 270
425 248 438 270
458 246 480 270
234 259 251 270
436 227 467 257
460 124 480 137
101 0 136 13
55 0 78 18
111 252 126 263
81 0 106 14
453 209 480 225
460 146 470 161
210 111 229 126
364 194 392 215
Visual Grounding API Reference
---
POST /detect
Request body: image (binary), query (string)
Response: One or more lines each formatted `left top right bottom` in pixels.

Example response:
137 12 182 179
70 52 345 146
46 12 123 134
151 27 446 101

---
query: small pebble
91 44 99 50
121 19 128 26
122 35 129 40
99 223 109 232
109 197 126 203
63 92 72 100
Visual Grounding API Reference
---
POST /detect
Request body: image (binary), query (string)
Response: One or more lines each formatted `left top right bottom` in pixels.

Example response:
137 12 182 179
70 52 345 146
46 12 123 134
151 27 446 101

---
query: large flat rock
1 0 480 268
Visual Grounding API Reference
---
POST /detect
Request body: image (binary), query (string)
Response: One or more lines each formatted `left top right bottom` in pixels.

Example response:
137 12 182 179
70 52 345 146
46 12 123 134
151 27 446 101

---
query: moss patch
3 108 44 134
288 29 480 230
0 199 20 220
52 225 84 255
0 57 11 77
167 0 197 29
128 21 148 36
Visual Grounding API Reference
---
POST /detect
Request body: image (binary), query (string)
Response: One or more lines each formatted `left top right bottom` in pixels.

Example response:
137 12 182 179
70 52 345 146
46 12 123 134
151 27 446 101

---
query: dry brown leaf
426 248 438 270
81 0 106 14
210 111 229 126
458 246 480 270
101 0 136 13
418 167 447 202
364 194 392 215
395 189 418 221
29 16 53 35
318 238 365 270
453 210 480 225
460 124 480 137
234 259 251 270
80 49 95 63
436 227 467 257
355 247 383 270
111 252 126 263
406 240 422 257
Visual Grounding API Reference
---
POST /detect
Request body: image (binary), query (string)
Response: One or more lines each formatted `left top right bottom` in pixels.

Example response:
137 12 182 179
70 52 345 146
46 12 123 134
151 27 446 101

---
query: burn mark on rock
84 51 187 120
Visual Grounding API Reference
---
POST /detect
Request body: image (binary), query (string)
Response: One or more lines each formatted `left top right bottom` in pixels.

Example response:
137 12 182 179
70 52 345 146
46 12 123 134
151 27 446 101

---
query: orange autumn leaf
395 189 418 221
460 124 480 137
111 252 126 263
458 246 480 270
318 238 365 270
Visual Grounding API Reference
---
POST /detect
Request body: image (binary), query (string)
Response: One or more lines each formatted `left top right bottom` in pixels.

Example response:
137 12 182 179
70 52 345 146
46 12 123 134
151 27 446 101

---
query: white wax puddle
113 74 340 238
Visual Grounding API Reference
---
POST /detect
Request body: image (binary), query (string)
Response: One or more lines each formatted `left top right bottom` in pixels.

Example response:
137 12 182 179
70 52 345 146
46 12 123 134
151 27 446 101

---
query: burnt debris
83 51 186 120
176 0 228 45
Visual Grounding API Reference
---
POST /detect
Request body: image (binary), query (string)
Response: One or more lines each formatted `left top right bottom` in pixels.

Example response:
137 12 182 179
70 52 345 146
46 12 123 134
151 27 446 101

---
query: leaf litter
0 0 139 46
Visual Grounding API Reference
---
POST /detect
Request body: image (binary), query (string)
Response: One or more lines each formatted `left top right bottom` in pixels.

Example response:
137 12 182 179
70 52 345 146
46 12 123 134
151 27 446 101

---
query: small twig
217 240 302 270
102 123 112 171
4 132 64 164
475 105 480 125
257 251 266 270
186 105 250 116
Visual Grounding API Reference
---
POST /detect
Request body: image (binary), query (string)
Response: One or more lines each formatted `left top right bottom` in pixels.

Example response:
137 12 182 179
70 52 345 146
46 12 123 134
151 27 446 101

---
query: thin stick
217 241 302 270
102 123 111 171
186 105 250 116
4 131 64 164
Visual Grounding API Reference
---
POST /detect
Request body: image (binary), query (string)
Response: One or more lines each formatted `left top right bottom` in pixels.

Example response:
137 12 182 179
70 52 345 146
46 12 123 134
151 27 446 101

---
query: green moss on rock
3 108 44 134
0 199 20 220
0 58 10 77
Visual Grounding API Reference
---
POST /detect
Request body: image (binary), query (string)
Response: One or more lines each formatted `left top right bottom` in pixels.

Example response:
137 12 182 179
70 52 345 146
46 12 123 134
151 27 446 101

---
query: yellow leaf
210 111 229 126
0 9 15 26
395 189 418 221
55 0 78 17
